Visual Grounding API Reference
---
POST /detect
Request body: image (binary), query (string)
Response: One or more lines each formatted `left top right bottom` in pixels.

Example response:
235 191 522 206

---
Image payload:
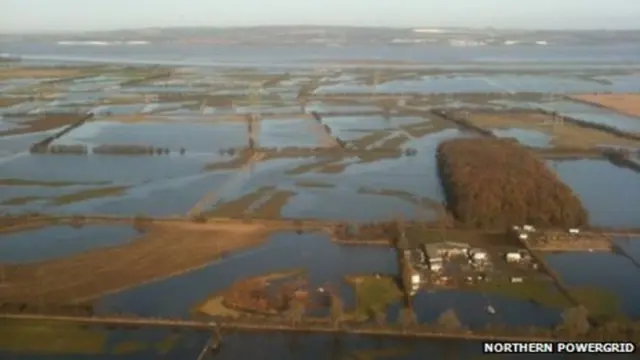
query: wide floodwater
6 43 640 67
2 43 640 359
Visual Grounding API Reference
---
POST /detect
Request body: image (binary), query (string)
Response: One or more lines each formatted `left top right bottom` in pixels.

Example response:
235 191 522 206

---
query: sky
1 0 640 33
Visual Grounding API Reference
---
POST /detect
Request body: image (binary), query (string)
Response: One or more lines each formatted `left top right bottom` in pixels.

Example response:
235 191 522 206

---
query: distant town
2 26 640 46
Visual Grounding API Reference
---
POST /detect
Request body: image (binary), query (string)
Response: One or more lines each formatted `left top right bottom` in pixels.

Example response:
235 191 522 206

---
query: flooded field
0 225 139 263
53 120 248 152
2 58 640 358
546 238 640 317
549 160 640 228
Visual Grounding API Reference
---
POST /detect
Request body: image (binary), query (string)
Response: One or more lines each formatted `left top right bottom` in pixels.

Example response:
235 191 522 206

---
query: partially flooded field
542 100 640 134
460 109 640 149
2 61 640 358
568 93 640 119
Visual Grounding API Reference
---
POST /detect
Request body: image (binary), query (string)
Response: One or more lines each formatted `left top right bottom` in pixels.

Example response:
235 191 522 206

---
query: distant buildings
410 273 421 294
429 258 443 273
412 28 447 33
420 242 479 272
449 39 486 47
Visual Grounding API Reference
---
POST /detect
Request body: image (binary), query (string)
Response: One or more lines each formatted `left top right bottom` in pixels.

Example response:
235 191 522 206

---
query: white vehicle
568 228 580 235
410 273 421 285
506 252 522 262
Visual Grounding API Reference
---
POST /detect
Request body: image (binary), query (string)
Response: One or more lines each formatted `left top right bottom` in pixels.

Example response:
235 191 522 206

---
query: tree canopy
437 138 588 229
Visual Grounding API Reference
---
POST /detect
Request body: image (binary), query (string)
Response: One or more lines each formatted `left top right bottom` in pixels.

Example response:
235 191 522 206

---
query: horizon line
3 25 640 35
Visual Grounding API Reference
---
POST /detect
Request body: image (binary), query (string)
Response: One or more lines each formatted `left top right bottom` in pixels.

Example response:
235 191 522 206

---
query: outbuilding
429 261 443 272
411 273 421 286
471 251 488 262
505 252 522 263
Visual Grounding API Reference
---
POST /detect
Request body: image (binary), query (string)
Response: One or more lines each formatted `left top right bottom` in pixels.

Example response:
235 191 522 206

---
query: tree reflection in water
329 334 344 360
286 332 302 355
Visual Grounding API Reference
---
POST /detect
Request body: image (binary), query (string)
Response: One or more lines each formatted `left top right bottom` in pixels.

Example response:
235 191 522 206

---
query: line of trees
226 304 640 342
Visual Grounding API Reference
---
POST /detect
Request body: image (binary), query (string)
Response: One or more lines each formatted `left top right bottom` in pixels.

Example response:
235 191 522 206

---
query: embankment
431 109 495 137
29 113 93 153
602 148 640 173
120 71 173 87
437 138 588 229
310 111 345 148
6 312 637 342
530 147 605 160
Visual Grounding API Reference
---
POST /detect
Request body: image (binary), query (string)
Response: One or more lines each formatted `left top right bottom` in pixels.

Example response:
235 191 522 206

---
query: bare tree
437 309 462 332
556 306 590 338
398 306 417 330
374 309 387 327
286 299 305 327
330 294 344 328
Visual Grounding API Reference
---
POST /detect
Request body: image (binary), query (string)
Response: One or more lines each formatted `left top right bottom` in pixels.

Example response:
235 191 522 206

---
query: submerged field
2 61 640 357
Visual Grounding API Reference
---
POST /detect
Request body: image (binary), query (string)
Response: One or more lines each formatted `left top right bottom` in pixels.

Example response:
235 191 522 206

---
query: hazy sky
2 0 639 33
